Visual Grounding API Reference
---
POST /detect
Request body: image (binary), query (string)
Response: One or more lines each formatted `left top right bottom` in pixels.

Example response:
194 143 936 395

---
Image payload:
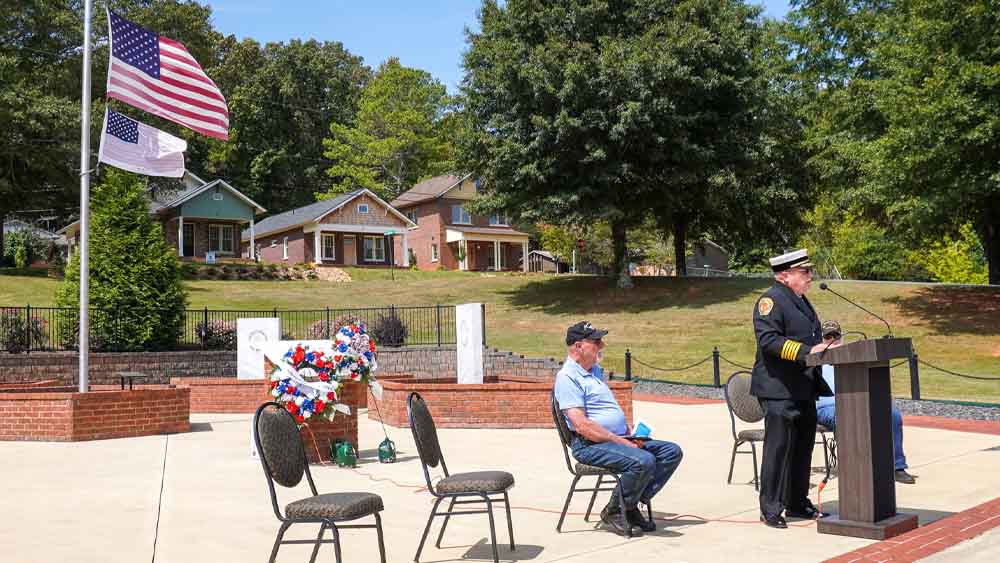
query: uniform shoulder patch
758 297 774 316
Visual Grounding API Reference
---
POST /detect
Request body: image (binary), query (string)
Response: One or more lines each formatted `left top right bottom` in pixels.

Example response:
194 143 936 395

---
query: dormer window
357 203 370 214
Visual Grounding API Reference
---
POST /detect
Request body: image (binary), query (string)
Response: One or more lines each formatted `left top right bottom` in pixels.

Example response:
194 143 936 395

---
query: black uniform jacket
750 282 833 401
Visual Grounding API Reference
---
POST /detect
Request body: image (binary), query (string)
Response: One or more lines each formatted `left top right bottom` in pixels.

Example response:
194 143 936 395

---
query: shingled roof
241 190 364 240
389 173 471 208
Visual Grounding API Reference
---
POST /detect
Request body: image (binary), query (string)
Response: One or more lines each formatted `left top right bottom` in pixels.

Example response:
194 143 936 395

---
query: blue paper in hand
633 421 653 438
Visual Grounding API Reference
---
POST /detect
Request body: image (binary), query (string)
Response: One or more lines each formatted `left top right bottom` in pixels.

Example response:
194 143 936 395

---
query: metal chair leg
611 474 632 538
374 512 387 563
330 524 343 563
484 495 499 563
727 440 739 484
269 521 291 563
821 433 831 475
309 521 327 563
557 475 581 531
435 497 457 548
503 491 515 550
751 442 760 491
414 497 443 562
584 474 604 521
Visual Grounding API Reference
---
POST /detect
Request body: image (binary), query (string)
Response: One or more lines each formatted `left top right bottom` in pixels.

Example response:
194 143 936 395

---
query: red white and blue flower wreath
267 324 380 423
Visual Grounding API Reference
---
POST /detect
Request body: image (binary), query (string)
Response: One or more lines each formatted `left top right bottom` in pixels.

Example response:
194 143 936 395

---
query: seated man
554 321 683 536
817 364 917 484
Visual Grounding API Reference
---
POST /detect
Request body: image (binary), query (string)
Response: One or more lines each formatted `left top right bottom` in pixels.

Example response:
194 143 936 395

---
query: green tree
56 170 186 350
786 0 1000 283
321 58 453 201
460 0 772 284
209 37 370 211
916 224 989 284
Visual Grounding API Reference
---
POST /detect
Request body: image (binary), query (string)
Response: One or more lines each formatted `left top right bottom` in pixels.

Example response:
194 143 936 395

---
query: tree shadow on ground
501 276 771 315
884 286 1000 336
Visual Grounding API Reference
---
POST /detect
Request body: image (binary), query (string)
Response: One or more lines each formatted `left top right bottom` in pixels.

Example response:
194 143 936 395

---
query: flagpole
78 0 93 393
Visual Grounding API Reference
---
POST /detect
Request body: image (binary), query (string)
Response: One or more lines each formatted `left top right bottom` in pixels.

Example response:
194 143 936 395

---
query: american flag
98 108 187 178
106 10 229 140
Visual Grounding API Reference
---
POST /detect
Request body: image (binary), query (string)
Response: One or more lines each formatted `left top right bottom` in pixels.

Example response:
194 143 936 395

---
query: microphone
819 282 893 338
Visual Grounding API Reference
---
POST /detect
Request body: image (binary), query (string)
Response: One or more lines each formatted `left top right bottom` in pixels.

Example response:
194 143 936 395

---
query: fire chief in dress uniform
752 249 839 529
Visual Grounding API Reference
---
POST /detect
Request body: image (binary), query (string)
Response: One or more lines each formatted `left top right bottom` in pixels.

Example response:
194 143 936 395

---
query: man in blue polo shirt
554 321 684 537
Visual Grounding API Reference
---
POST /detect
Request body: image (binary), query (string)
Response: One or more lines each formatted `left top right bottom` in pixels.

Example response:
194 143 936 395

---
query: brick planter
368 375 633 429
0 386 190 442
170 377 272 413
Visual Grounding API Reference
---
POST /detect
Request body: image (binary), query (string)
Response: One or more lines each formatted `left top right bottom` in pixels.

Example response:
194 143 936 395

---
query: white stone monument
237 318 281 380
455 303 484 384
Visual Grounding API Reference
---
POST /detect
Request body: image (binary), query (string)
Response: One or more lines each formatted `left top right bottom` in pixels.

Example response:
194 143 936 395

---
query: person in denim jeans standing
554 321 683 537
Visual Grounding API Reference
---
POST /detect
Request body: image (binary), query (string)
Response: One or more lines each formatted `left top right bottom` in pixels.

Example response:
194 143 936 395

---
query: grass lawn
2 267 998 403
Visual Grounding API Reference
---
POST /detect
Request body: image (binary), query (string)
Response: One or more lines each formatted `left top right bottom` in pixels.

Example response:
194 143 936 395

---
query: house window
363 236 385 262
208 224 234 253
270 240 277 248
212 192 223 201
489 211 509 226
431 243 439 262
405 209 418 224
322 234 336 260
282 237 288 260
475 178 483 192
357 203 370 214
451 205 471 225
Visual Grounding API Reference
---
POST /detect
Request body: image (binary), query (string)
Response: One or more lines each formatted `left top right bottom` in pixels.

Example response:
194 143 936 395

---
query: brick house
390 174 530 271
59 171 266 261
242 189 416 266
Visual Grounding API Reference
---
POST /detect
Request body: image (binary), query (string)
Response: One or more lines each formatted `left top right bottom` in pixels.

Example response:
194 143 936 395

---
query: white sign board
237 318 281 380
205 251 216 264
455 303 484 384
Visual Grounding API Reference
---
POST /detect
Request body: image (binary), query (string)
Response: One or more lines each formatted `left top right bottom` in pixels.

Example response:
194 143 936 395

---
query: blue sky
208 1 792 93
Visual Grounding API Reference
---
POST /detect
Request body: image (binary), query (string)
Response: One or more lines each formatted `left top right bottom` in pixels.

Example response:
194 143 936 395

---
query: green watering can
378 437 397 463
332 440 357 468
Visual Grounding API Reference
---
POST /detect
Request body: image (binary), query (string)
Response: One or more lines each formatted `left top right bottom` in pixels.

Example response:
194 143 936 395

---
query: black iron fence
0 304 465 353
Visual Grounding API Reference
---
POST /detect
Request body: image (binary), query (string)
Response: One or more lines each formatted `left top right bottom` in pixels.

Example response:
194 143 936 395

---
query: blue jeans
571 438 683 509
816 404 907 470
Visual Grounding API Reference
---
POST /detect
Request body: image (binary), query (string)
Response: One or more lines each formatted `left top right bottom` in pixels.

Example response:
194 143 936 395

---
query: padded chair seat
574 462 614 476
435 471 515 495
817 424 832 434
737 428 765 442
285 492 383 521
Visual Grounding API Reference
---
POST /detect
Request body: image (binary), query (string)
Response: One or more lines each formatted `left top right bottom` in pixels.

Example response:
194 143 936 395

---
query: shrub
196 319 237 350
3 229 44 267
55 169 186 351
372 311 407 347
0 309 47 353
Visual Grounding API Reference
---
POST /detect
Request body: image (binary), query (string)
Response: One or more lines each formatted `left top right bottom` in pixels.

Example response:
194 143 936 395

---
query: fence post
435 304 442 347
480 303 486 346
25 304 31 353
712 346 721 388
325 307 331 339
202 306 209 349
909 352 921 401
625 348 632 381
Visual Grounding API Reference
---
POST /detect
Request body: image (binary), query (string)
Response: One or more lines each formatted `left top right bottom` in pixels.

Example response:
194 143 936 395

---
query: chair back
407 392 446 470
550 392 578 474
724 371 764 424
254 402 307 488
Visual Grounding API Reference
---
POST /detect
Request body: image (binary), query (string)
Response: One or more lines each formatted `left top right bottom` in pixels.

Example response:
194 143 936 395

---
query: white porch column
249 218 255 260
177 215 184 257
494 240 501 271
459 239 468 271
314 228 321 264
401 231 410 267
522 240 529 272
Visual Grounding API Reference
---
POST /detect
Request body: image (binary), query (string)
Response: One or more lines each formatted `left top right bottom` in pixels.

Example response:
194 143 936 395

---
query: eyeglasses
790 267 815 275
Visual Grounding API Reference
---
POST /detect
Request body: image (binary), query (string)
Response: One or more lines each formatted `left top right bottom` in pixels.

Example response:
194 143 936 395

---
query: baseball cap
566 321 609 346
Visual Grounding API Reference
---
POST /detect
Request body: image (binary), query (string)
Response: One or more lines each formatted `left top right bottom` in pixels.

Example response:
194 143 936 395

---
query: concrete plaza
1 399 998 562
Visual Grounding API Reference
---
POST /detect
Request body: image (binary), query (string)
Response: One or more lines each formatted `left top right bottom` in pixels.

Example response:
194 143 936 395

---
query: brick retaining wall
368 375 633 429
0 387 190 441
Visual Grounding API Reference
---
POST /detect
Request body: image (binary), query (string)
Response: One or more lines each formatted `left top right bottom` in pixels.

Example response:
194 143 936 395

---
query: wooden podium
807 338 919 539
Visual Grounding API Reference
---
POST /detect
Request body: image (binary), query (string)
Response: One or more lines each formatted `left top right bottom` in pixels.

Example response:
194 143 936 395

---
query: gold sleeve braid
780 340 802 361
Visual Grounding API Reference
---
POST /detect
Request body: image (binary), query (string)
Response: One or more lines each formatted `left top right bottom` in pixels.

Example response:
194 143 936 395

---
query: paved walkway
1 399 998 562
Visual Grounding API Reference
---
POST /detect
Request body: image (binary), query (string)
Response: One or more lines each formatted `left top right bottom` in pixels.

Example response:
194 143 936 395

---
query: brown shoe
895 469 917 484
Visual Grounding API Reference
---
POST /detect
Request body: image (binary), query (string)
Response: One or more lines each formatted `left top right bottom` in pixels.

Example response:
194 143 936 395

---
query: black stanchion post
480 303 486 346
435 304 442 347
25 304 31 353
625 348 632 381
909 352 921 400
712 346 721 388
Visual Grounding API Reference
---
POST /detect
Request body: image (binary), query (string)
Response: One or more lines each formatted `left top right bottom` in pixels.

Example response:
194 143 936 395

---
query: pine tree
56 170 187 350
